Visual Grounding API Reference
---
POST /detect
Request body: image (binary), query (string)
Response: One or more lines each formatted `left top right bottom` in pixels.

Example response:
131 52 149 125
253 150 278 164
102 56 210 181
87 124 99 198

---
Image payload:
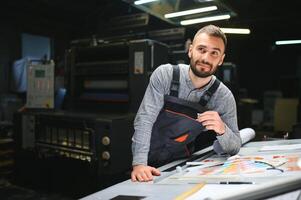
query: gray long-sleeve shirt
132 63 242 166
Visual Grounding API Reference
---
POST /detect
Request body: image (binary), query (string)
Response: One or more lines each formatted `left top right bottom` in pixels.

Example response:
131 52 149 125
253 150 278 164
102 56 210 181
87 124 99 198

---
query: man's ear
218 54 225 66
188 44 192 58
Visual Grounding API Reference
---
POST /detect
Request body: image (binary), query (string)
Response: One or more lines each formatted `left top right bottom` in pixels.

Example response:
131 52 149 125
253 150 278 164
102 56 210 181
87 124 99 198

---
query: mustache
196 60 213 68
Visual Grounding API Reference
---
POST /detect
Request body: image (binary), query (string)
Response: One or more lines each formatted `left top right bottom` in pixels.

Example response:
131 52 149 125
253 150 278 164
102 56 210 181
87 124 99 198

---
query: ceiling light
220 28 251 34
275 40 301 45
134 0 158 5
197 0 214 2
165 6 217 18
180 14 230 25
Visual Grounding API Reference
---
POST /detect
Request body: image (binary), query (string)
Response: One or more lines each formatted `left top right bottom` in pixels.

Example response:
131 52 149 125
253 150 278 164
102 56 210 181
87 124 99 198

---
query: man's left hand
196 111 225 135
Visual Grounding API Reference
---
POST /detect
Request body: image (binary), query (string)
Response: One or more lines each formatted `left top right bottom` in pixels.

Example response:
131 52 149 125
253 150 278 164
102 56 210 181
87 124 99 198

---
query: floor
0 178 74 200
0 167 129 200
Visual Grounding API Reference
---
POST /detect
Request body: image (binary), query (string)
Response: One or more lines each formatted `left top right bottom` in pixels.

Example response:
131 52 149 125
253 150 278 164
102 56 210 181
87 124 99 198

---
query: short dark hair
193 24 227 49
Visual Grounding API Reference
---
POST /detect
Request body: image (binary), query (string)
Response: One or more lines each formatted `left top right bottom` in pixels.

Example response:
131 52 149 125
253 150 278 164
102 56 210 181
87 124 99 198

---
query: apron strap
169 64 221 105
170 65 180 97
199 78 221 106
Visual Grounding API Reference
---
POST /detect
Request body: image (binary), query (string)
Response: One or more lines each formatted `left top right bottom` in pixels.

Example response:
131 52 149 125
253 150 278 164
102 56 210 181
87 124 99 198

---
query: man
131 25 242 182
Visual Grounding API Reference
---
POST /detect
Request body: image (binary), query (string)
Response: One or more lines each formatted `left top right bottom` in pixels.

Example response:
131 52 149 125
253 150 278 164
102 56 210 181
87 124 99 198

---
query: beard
190 59 217 78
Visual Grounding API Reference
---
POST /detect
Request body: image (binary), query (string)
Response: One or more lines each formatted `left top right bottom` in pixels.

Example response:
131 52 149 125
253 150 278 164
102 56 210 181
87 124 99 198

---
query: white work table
81 139 301 200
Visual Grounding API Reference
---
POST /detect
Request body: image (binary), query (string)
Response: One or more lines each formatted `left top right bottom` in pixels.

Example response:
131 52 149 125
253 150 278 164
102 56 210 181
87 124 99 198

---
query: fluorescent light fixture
220 28 251 34
180 14 230 25
165 6 217 18
134 0 158 5
275 40 301 45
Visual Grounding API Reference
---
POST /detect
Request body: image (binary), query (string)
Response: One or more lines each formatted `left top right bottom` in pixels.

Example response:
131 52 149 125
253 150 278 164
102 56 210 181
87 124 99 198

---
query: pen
219 181 254 184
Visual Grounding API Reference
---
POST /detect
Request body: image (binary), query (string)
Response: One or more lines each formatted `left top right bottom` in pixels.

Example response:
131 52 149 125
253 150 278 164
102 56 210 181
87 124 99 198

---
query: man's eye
211 51 219 56
199 48 206 53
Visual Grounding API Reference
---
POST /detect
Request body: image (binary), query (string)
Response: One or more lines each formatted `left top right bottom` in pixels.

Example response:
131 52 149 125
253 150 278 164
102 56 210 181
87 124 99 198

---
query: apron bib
148 65 220 167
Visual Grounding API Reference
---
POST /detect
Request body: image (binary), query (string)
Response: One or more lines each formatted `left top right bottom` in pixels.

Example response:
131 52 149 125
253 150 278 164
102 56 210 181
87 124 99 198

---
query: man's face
188 33 225 78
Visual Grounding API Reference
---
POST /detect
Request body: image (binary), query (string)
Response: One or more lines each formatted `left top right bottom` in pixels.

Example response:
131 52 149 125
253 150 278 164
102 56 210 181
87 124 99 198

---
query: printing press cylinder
66 39 168 113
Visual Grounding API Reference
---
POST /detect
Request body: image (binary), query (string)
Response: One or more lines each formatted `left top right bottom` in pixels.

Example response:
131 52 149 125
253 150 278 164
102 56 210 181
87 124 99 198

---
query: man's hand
131 165 161 182
196 111 225 135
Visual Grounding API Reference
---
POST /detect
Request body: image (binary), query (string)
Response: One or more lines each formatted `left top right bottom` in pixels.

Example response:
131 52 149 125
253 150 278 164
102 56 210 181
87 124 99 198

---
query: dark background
1 0 301 104
0 0 301 199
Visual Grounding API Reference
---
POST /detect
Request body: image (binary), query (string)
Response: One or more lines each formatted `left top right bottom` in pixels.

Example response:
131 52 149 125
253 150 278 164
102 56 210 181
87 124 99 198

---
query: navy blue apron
148 65 220 167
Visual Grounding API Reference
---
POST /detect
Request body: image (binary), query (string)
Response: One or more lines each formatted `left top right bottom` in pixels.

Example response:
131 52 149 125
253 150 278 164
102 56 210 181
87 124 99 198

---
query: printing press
13 38 168 198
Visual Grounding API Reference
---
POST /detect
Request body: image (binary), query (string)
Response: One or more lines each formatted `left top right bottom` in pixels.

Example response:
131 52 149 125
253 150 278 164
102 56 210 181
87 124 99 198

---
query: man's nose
202 52 211 63
202 51 211 60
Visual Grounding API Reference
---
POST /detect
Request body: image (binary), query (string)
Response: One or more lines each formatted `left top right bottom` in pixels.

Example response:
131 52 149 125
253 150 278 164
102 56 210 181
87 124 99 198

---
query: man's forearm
132 138 149 166
216 125 241 155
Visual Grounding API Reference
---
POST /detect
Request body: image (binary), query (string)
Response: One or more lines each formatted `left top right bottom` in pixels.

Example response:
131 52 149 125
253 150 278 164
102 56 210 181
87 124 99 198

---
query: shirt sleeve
131 64 172 166
215 89 242 155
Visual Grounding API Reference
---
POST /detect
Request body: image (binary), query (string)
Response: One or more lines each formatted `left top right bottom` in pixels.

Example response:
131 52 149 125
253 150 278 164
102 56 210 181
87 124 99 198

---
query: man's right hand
131 164 161 182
